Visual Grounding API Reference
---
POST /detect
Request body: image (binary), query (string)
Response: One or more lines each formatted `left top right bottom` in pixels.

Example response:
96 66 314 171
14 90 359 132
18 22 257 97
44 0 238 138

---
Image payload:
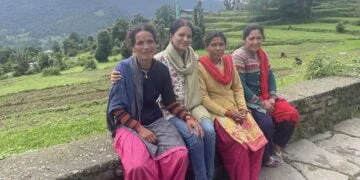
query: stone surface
291 162 349 180
278 77 360 102
333 118 360 138
0 135 118 180
308 131 333 143
260 163 305 180
315 133 360 166
285 139 359 175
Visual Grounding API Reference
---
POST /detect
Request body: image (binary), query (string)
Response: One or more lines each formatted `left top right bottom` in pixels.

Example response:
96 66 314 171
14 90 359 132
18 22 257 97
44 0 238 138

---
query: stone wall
278 77 360 141
1 77 359 180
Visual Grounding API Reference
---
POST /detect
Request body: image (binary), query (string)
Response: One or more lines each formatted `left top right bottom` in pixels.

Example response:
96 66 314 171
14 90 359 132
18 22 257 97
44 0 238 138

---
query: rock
260 163 305 180
333 118 360 138
315 133 360 166
291 162 348 180
309 131 333 143
285 139 359 175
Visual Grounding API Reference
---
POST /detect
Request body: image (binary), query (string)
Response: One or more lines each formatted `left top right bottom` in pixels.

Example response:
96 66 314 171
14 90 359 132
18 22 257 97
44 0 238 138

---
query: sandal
264 155 282 167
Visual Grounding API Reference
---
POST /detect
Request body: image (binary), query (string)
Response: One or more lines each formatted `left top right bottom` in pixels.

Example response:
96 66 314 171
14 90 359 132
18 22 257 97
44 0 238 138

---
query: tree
38 53 50 70
52 41 62 53
12 53 29 77
110 19 129 47
224 0 235 10
130 14 150 26
0 47 15 64
155 5 176 28
192 26 203 50
278 0 313 21
193 1 205 36
95 30 111 62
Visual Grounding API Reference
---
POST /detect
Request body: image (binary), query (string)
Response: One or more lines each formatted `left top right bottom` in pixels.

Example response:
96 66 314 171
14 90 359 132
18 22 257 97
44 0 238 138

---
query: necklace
136 58 152 79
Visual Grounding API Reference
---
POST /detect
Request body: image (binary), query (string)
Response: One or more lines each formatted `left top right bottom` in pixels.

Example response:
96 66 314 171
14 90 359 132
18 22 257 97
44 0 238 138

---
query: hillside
0 0 223 48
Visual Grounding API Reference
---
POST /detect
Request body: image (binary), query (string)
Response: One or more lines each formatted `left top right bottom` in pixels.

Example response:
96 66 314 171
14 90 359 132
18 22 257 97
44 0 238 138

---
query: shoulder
232 47 248 62
115 58 132 71
153 60 170 72
154 51 169 61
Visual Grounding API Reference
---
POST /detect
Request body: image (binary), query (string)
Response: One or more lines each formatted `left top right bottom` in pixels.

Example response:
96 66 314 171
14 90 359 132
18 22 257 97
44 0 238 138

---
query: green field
1 0 360 159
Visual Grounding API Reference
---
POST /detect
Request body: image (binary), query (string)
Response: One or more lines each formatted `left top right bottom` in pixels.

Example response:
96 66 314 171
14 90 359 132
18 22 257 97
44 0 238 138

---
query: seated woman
106 23 190 180
232 24 300 167
112 19 215 180
198 31 267 180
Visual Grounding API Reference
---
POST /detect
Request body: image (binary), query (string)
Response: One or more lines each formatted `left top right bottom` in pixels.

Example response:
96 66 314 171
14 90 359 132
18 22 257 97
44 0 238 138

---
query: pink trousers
114 128 189 180
215 120 265 180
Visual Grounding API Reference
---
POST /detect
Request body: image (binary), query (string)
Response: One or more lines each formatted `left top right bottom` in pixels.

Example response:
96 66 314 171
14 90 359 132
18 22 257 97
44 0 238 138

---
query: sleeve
231 64 248 110
198 63 228 116
160 65 190 120
232 53 263 106
108 63 140 131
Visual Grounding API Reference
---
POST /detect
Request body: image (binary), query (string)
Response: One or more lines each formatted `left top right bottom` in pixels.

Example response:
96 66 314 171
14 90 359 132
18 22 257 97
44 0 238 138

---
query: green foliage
130 14 150 26
120 42 132 59
336 23 346 32
110 19 129 47
305 56 344 79
192 26 204 50
0 46 15 64
52 41 62 53
223 0 234 10
95 31 111 62
38 53 50 70
155 5 176 28
12 53 30 77
42 67 61 76
83 59 97 70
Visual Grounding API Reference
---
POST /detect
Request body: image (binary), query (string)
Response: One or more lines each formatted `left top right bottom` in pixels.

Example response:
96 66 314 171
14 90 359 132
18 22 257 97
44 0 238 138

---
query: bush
336 23 345 33
83 59 97 70
120 43 132 59
354 19 360 26
305 56 344 79
42 67 61 76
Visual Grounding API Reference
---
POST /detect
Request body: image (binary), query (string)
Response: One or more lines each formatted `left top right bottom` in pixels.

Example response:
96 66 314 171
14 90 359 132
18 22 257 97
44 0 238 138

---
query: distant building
180 9 193 20
234 0 248 10
180 9 210 21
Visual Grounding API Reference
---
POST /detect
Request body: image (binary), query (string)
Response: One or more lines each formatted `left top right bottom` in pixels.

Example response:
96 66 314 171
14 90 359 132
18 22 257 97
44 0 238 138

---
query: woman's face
132 30 157 61
170 26 192 51
243 29 263 52
206 36 226 61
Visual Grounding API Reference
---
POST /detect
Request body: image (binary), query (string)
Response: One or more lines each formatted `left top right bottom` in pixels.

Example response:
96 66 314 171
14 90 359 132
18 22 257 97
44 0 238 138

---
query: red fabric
215 120 264 180
271 99 300 125
113 128 189 180
199 55 234 85
258 48 269 100
258 48 300 125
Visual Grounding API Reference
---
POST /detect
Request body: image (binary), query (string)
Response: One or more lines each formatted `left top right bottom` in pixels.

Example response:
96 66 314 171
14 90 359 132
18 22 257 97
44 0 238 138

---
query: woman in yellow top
198 31 267 180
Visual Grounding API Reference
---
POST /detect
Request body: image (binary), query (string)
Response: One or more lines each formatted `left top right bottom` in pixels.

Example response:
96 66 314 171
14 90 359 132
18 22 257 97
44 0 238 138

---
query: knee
260 119 274 135
183 133 203 149
200 119 215 139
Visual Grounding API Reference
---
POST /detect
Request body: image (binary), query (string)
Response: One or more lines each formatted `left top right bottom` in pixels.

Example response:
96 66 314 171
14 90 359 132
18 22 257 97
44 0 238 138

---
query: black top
140 61 176 125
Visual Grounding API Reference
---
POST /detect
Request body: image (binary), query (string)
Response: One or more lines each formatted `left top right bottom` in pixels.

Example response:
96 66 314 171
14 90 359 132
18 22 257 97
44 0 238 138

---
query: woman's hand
228 110 246 124
110 70 122 84
262 100 274 113
137 125 158 144
185 115 204 137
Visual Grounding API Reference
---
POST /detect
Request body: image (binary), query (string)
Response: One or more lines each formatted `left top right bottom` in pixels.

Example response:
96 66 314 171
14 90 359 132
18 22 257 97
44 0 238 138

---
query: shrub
42 67 61 76
354 19 360 26
336 23 345 33
305 56 344 79
83 59 97 70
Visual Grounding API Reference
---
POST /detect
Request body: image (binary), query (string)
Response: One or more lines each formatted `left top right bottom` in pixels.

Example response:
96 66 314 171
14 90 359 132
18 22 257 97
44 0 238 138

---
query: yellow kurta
198 60 267 151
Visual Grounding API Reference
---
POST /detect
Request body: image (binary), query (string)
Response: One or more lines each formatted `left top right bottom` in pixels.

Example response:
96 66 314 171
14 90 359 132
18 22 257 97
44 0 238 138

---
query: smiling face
243 29 263 52
132 30 157 62
170 26 192 51
206 36 226 61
